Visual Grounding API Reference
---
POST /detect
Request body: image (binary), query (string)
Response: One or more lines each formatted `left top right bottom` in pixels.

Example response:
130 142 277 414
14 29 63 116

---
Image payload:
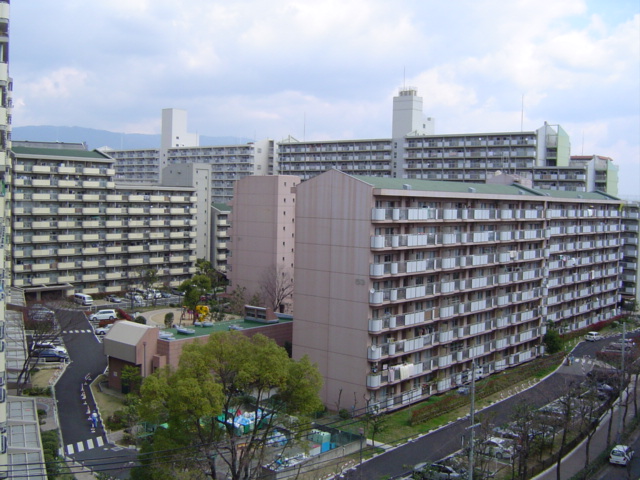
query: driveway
53 307 138 478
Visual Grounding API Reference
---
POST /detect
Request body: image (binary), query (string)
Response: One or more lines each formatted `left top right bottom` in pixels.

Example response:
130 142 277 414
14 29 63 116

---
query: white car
584 331 603 341
481 437 514 460
610 445 633 466
89 309 117 322
94 324 113 335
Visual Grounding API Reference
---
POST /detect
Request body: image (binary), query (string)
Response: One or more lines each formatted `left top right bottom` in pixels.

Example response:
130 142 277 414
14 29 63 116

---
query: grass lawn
91 375 127 423
31 367 62 389
318 354 565 447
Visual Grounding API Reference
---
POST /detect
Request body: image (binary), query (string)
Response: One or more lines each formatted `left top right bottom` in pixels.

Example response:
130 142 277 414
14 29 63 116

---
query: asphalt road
342 338 623 480
53 307 138 478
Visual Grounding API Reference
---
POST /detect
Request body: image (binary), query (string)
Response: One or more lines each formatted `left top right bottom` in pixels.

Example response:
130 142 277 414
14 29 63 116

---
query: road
53 307 138 479
343 337 626 480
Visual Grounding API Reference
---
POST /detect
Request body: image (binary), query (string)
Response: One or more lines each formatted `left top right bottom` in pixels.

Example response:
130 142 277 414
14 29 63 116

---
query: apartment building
621 202 640 308
292 169 622 411
278 88 617 196
105 108 274 205
11 142 198 299
0 0 9 473
1 2 47 476
211 203 231 273
227 175 299 312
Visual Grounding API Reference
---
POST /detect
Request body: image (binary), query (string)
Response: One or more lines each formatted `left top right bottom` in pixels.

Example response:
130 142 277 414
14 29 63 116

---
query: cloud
8 0 640 195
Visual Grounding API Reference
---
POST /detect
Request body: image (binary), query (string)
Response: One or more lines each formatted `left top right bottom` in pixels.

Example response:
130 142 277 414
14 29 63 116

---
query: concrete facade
11 142 198 298
292 170 623 411
227 175 299 312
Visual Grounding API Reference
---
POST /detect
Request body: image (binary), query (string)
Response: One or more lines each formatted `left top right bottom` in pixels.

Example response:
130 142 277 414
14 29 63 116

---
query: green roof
352 175 618 201
212 202 232 212
162 316 292 340
12 146 112 159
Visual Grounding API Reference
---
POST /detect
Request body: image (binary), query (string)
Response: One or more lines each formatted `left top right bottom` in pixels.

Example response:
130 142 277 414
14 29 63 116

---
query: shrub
23 386 52 397
134 316 147 325
164 312 174 328
116 308 132 321
106 410 127 431
339 408 351 419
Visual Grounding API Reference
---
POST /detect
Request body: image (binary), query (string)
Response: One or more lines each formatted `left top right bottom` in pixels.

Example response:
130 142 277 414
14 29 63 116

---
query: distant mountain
12 126 252 151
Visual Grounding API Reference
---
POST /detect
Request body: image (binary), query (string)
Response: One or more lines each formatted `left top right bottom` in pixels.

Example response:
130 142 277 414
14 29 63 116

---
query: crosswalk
65 435 108 455
60 329 93 334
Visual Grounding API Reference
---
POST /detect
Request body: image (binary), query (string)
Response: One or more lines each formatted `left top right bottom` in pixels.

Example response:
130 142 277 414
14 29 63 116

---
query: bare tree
575 378 603 469
260 264 294 313
14 306 70 394
555 381 582 480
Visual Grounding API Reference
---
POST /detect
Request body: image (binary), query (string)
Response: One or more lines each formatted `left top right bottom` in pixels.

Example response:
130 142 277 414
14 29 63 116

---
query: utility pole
617 323 626 443
468 360 478 480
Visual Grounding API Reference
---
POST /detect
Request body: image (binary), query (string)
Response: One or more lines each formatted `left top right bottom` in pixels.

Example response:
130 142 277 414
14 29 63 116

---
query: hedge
409 352 565 426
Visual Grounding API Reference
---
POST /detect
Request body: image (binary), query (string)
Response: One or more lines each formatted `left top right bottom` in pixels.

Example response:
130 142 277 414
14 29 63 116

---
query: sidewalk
533 373 640 480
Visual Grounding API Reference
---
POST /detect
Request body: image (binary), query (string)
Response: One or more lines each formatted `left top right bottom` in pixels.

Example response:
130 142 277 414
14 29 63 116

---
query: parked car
28 304 55 321
32 342 67 355
480 437 514 460
35 348 68 362
160 291 172 298
584 331 603 341
94 324 114 335
89 309 117 322
106 295 123 303
610 445 634 465
124 292 144 303
413 462 462 479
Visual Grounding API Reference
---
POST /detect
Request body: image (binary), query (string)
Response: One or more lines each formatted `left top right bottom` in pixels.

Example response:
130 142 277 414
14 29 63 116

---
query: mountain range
12 126 253 151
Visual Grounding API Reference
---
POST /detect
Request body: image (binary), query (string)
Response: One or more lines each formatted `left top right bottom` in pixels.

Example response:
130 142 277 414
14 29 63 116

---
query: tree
227 285 248 316
196 258 227 295
164 312 174 329
178 275 212 324
543 330 563 354
140 268 160 305
137 332 323 480
15 305 72 394
121 365 143 395
260 264 294 314
555 382 581 480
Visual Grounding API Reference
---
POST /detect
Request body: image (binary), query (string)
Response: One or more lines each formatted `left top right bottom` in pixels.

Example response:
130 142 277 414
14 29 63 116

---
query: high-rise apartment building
12 142 198 299
227 175 299 312
0 0 9 473
211 203 231 273
278 88 618 196
1 2 48 476
105 109 274 204
292 170 622 411
621 202 640 308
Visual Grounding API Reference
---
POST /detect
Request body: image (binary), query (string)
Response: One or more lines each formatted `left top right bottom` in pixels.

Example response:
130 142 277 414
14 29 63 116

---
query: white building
11 142 198 299
1 2 47 477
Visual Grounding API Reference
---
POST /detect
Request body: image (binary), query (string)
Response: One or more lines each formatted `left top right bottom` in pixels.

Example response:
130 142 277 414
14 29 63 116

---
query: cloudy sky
10 0 640 196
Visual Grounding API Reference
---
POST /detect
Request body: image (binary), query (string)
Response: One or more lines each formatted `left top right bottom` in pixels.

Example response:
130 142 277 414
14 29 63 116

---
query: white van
89 309 117 322
585 331 603 342
73 293 93 306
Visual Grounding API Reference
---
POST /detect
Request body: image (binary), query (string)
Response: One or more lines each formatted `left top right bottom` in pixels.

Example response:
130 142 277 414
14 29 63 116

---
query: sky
9 0 640 197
